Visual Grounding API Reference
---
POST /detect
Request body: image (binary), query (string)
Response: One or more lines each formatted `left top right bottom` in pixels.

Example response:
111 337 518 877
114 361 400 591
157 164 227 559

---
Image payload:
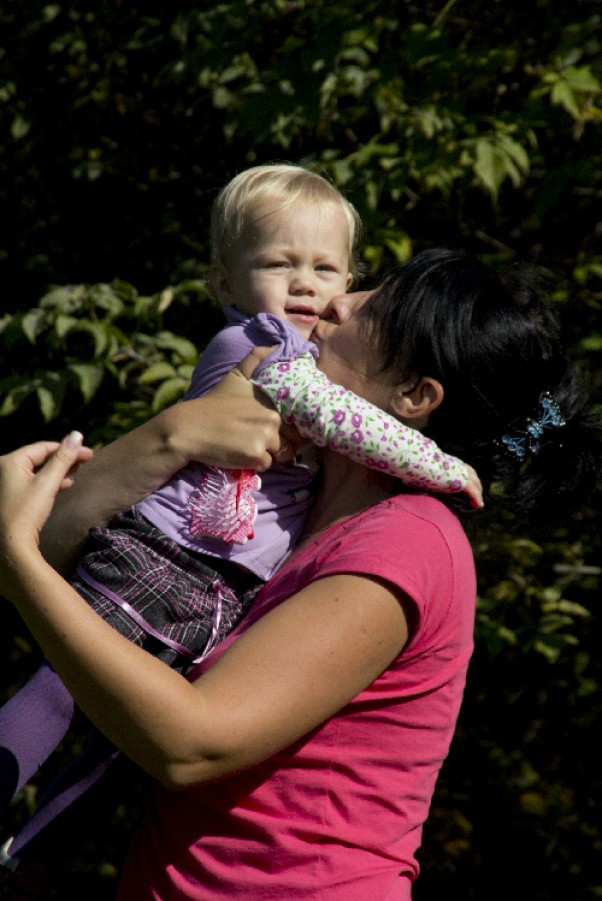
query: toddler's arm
253 352 483 506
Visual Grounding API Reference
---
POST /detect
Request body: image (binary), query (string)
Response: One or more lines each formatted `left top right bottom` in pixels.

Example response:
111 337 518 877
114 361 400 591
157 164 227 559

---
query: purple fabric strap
75 564 222 664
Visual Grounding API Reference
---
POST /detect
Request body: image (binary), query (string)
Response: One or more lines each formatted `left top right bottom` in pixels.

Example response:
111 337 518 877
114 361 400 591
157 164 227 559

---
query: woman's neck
297 450 398 550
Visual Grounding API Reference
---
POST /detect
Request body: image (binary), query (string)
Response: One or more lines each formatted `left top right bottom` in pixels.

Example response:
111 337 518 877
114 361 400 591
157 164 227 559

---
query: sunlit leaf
35 372 67 422
151 377 186 413
138 362 178 384
68 362 105 402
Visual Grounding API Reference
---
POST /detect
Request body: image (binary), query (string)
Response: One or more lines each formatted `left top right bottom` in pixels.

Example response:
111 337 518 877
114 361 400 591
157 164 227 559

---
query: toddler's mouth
287 307 319 325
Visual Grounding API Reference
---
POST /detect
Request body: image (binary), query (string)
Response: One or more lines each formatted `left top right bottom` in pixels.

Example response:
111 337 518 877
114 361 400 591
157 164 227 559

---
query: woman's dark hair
363 248 601 521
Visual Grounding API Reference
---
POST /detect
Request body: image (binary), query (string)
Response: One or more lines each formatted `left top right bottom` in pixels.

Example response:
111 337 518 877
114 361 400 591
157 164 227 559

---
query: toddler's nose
289 270 316 296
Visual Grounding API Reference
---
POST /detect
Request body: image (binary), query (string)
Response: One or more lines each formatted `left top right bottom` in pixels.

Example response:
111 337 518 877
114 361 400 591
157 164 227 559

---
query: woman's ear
210 262 233 307
390 377 444 427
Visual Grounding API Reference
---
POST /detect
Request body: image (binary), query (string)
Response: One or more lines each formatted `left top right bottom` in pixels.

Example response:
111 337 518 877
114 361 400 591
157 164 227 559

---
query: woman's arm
0 437 409 788
40 368 285 572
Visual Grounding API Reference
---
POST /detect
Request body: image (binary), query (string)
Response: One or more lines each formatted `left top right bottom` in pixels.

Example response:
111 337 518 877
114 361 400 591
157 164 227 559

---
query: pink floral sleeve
253 353 468 494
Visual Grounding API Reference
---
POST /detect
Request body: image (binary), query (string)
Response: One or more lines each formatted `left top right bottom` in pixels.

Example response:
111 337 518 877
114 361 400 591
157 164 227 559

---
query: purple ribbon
75 564 222 664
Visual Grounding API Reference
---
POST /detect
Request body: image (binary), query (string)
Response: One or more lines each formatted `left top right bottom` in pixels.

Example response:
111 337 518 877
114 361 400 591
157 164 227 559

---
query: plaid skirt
71 508 261 674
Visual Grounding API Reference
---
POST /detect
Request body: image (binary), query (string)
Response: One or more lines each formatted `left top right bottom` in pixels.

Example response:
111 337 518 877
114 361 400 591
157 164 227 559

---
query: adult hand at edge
0 433 93 592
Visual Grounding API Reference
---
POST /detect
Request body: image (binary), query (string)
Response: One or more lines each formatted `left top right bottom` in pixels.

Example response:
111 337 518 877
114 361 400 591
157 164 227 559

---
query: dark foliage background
1 1 601 898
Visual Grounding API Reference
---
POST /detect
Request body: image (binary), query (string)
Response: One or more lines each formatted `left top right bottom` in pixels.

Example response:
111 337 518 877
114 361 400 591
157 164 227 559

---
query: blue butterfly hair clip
498 392 566 462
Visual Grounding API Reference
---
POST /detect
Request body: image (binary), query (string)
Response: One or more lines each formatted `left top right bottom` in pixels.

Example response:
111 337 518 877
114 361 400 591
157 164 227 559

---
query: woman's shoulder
277 492 473 596
381 494 474 578
329 494 475 630
357 492 470 547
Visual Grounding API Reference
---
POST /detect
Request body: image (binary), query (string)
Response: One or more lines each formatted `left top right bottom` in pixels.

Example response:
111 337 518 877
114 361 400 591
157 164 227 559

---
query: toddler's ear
211 262 233 307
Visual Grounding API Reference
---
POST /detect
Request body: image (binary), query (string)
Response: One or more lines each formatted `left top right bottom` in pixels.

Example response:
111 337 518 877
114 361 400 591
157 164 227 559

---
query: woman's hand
190 359 298 469
0 433 93 593
204 353 304 466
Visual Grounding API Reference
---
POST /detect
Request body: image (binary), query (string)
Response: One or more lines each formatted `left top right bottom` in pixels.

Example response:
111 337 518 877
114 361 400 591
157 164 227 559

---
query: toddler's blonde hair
210 163 363 282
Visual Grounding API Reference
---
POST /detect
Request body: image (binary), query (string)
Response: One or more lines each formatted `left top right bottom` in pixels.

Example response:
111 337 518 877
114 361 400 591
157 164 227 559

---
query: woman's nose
326 291 369 323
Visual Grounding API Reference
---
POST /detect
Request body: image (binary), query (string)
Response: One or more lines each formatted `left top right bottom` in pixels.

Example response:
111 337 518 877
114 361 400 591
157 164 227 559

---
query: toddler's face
215 201 352 339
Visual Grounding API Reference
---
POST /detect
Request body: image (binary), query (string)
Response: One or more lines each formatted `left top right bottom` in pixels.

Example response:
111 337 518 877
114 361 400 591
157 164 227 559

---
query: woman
0 250 599 899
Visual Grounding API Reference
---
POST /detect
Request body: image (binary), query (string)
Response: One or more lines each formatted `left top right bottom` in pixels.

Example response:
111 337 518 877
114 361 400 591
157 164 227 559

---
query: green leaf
110 280 139 304
35 372 67 422
75 321 110 356
90 283 127 317
383 232 413 263
472 133 530 199
55 314 79 339
11 115 31 140
551 80 581 119
573 258 602 284
580 334 602 351
0 383 35 416
562 65 602 93
151 377 186 413
68 363 105 402
154 332 199 362
473 139 501 198
40 286 87 314
21 309 47 343
157 288 175 314
138 362 178 384
177 363 195 383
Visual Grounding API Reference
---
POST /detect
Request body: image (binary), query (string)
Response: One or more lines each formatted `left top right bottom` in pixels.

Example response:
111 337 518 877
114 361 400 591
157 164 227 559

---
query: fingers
10 434 90 477
0 433 94 567
51 430 85 470
270 424 305 465
53 432 95 489
271 434 294 464
19 441 61 471
464 466 484 509
190 375 283 472
467 490 484 510
35 432 93 489
236 346 279 380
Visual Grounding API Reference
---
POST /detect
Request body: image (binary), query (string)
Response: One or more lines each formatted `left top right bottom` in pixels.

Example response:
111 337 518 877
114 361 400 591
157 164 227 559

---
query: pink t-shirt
117 494 476 900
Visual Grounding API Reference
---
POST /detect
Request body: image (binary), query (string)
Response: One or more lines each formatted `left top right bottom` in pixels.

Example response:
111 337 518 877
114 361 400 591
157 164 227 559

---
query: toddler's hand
464 465 484 509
